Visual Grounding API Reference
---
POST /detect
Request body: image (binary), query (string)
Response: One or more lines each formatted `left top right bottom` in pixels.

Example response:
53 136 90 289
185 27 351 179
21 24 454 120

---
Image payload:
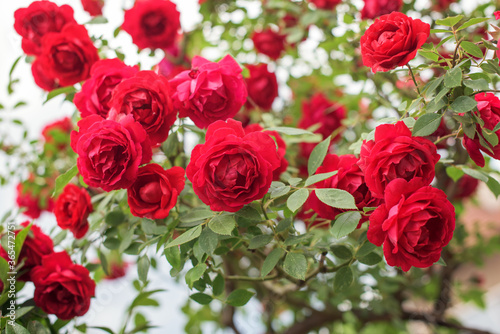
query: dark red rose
251 29 286 60
31 59 59 91
34 24 99 87
361 0 402 20
299 93 346 141
245 64 279 111
70 114 153 192
367 178 455 272
108 71 176 146
308 0 342 10
245 124 288 180
170 55 247 129
42 117 73 152
360 12 430 72
17 222 55 281
105 261 129 280
16 182 54 219
74 58 139 118
462 93 500 167
309 154 382 225
358 121 440 198
122 0 181 50
81 0 104 17
127 164 185 219
14 1 76 56
186 119 280 212
446 174 479 201
54 184 93 239
434 0 456 10
31 251 95 320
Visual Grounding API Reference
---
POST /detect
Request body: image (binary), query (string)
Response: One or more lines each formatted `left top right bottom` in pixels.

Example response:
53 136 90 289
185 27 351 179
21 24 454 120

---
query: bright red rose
127 164 185 219
31 251 95 320
74 59 139 118
82 0 104 17
31 59 59 91
34 24 99 87
16 183 54 219
360 12 430 72
309 154 382 224
70 115 153 192
361 0 402 20
245 124 288 180
170 55 247 129
122 0 181 50
251 29 286 60
495 11 500 20
245 64 279 111
187 119 281 212
54 184 93 239
299 93 346 141
17 222 55 281
42 116 73 152
14 1 76 56
108 71 176 146
367 178 455 272
308 0 342 10
358 121 440 198
462 93 500 167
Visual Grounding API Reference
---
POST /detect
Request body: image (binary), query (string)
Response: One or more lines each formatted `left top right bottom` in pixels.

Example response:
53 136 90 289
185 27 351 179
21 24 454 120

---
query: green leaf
481 60 500 75
235 206 262 222
283 253 307 280
105 211 125 226
213 274 225 296
265 127 314 136
334 266 354 292
456 17 489 31
462 167 488 182
419 50 439 62
286 188 310 213
446 166 464 182
287 177 302 186
6 323 30 334
44 86 77 104
261 248 284 277
27 321 50 334
190 293 213 305
315 188 357 210
331 244 353 260
308 136 331 175
248 234 273 249
208 215 236 235
185 263 207 289
137 255 150 283
14 224 31 263
450 96 477 113
164 246 181 270
165 225 202 248
357 252 383 266
413 113 443 137
179 209 213 224
436 15 464 27
356 241 377 257
463 79 489 91
199 228 218 255
271 184 291 199
486 175 500 198
436 257 447 266
226 289 254 307
305 171 338 187
98 250 109 275
461 41 484 58
331 211 362 239
52 165 78 197
444 66 462 88
86 16 108 24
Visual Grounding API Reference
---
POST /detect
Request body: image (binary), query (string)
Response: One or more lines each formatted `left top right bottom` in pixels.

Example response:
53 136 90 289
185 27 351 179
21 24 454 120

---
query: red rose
14 1 76 56
360 12 430 72
495 11 500 20
299 93 346 141
105 261 129 280
81 0 104 17
54 184 93 239
245 124 288 180
17 222 55 281
127 164 185 219
358 121 440 198
156 57 189 80
462 93 500 167
309 154 382 224
31 251 95 320
170 55 247 129
70 115 153 191
308 0 342 10
122 0 181 50
108 71 176 146
245 64 279 111
31 59 59 91
42 116 73 152
361 0 402 20
434 0 456 10
34 24 99 87
367 178 455 272
74 58 139 118
251 29 286 60
186 119 281 212
448 174 479 201
16 182 54 219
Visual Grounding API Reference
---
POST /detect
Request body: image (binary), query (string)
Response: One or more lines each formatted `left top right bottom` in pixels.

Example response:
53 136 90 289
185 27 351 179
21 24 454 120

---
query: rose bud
245 63 279 111
251 28 286 60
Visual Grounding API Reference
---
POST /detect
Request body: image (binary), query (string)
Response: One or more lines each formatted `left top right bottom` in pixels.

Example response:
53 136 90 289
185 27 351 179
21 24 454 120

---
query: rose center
54 45 82 71
141 12 166 36
139 181 163 203
377 31 396 45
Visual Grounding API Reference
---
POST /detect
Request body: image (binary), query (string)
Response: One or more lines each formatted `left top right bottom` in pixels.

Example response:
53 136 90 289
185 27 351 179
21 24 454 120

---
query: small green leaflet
286 188 310 212
165 225 202 248
283 252 308 280
52 165 78 197
208 215 236 235
315 188 357 210
308 136 331 175
331 211 362 239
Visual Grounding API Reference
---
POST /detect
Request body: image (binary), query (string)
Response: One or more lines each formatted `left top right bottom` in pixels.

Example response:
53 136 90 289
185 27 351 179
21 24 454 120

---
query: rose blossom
122 0 181 50
361 0 402 20
81 0 104 17
54 184 93 239
127 164 185 219
70 115 153 192
360 12 430 72
31 251 95 320
358 121 440 198
42 116 73 152
308 0 342 10
170 55 247 129
15 222 54 281
33 24 99 87
16 182 54 219
367 178 455 272
108 71 177 146
245 64 279 111
31 59 59 91
299 93 346 141
14 1 76 56
186 119 280 212
251 29 286 60
74 58 139 118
